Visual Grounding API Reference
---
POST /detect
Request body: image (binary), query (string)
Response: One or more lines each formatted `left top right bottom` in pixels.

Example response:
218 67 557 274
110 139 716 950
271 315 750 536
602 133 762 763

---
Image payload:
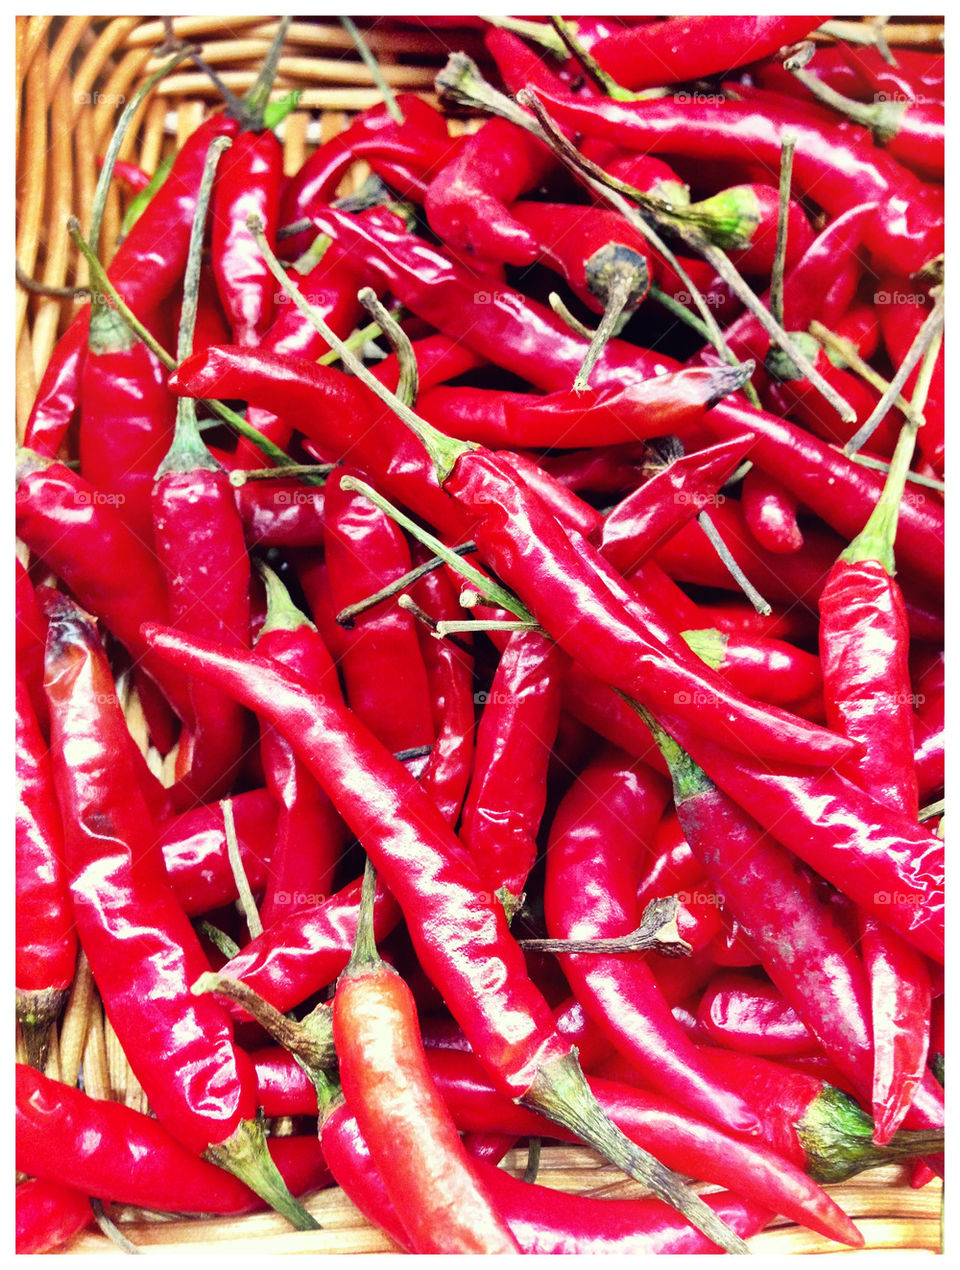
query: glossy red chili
460 630 564 909
699 975 821 1057
254 565 346 926
595 434 754 574
15 673 76 1064
16 1066 330 1215
680 627 822 708
333 867 520 1254
324 467 435 753
741 467 803 553
590 15 827 91
15 1178 91 1254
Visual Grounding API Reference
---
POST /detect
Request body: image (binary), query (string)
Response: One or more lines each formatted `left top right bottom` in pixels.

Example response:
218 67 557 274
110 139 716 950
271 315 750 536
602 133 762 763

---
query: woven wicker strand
15 14 944 1255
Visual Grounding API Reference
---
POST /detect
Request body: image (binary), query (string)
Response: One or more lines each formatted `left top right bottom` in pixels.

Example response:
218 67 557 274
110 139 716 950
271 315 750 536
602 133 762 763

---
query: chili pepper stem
549 14 634 100
770 136 797 328
574 257 648 391
342 858 383 978
519 895 691 956
335 543 477 628
340 17 404 123
798 1084 944 1184
256 560 317 634
521 1050 750 1254
357 288 418 406
239 16 291 127
696 512 772 615
204 1117 321 1230
16 988 67 1069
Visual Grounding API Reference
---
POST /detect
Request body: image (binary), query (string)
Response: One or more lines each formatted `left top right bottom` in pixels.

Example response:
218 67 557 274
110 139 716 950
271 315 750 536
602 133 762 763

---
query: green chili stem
357 288 418 407
548 292 595 339
242 16 291 125
230 463 334 486
809 321 915 416
697 511 772 615
316 318 385 367
549 14 633 99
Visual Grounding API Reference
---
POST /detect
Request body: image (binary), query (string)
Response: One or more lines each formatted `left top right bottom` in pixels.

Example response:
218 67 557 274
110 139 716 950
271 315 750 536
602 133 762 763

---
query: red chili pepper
23 114 239 459
212 128 283 346
324 468 435 752
834 299 881 362
333 864 521 1254
16 450 192 724
425 117 556 266
741 466 803 553
695 599 818 645
322 1104 774 1255
752 45 944 109
679 627 822 708
544 745 766 1135
15 1178 91 1254
158 787 276 915
254 565 346 926
372 332 486 397
818 438 933 1143
650 713 944 964
460 630 564 909
16 674 76 1066
279 95 454 256
539 443 646 495
595 434 753 573
152 416 252 805
531 85 944 275
407 548 476 825
16 1065 330 1215
42 596 313 1227
78 304 176 546
418 365 742 450
678 183 814 277
699 974 822 1057
232 474 327 548
589 15 827 91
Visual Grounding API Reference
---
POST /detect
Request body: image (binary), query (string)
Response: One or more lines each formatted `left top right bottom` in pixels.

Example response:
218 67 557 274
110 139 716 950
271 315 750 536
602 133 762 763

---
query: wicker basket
15 14 944 1254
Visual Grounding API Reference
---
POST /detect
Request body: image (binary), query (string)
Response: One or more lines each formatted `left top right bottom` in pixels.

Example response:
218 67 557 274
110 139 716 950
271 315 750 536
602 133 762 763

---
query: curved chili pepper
15 1179 91 1254
324 467 435 752
544 745 766 1135
913 693 944 803
141 622 751 1250
152 421 251 805
16 1066 330 1214
23 114 239 458
590 15 827 91
16 450 192 724
158 787 276 915
696 599 818 645
680 627 822 708
372 332 486 397
323 1105 774 1254
753 45 944 109
595 434 754 573
253 566 346 926
333 866 521 1254
16 674 76 1066
532 86 944 275
78 304 176 546
540 443 646 495
425 117 556 266
698 975 822 1057
417 365 743 450
407 546 476 825
212 128 282 345
42 597 313 1227
741 466 803 553
460 630 564 910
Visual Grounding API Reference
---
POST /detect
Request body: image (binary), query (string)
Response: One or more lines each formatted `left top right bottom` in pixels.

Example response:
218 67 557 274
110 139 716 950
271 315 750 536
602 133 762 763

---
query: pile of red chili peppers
16 13 944 1255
